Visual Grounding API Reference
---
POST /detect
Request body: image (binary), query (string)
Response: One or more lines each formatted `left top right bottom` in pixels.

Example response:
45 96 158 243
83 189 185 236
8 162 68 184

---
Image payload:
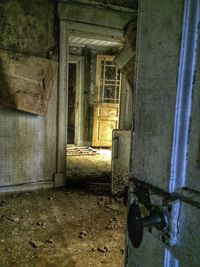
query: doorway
92 55 121 147
66 34 123 188
56 0 134 188
67 63 76 144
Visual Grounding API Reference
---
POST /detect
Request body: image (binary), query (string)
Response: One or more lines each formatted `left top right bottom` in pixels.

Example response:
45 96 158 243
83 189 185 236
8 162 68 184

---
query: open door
92 55 121 147
126 1 200 267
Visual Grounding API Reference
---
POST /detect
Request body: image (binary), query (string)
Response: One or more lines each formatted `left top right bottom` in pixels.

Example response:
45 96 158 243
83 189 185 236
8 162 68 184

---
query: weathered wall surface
111 130 131 195
0 0 58 57
0 0 58 191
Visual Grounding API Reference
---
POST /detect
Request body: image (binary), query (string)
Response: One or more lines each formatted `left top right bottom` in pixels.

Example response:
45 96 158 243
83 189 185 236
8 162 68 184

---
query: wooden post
55 21 69 187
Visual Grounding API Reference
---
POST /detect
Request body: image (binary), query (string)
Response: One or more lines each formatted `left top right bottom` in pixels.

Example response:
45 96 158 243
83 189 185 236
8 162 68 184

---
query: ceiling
69 34 123 51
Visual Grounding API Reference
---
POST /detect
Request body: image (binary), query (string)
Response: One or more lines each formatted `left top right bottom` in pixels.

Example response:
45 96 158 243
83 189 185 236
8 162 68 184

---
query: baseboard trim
0 180 54 194
54 173 66 188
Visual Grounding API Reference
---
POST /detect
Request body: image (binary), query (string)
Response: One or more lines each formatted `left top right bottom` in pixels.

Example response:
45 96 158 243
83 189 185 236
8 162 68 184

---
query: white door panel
185 51 200 191
131 0 184 192
126 231 166 267
126 0 200 266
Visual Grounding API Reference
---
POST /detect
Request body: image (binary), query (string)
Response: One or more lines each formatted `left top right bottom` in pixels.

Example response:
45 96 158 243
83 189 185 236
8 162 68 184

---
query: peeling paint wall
0 0 58 192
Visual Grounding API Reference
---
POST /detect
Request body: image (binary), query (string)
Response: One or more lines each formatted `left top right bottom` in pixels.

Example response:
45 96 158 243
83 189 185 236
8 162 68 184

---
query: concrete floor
0 188 126 267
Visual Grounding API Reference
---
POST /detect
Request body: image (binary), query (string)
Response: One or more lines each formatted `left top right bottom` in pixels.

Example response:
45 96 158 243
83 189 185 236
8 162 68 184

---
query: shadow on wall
0 58 14 107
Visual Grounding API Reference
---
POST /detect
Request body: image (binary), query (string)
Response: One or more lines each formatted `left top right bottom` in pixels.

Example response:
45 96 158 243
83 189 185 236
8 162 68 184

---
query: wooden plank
58 1 134 31
114 42 135 69
0 49 58 115
55 21 69 187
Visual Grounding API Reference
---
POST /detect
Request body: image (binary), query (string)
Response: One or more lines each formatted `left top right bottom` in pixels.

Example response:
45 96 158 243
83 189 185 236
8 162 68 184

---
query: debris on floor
67 146 99 156
66 146 111 182
0 188 126 267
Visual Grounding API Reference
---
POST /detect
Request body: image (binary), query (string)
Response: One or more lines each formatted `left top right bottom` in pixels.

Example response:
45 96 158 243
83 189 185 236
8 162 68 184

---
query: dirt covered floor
66 147 111 181
0 188 126 267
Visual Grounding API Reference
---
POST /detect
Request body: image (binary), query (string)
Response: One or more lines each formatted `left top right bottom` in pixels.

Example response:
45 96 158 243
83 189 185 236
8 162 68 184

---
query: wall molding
0 180 53 194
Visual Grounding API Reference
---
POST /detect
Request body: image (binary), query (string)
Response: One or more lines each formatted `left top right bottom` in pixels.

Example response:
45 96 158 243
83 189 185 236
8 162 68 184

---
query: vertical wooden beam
55 21 69 187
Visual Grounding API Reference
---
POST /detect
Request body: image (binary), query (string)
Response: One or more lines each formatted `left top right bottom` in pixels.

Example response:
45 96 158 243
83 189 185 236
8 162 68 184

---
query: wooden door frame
56 1 134 187
55 24 125 187
54 21 69 187
69 55 85 146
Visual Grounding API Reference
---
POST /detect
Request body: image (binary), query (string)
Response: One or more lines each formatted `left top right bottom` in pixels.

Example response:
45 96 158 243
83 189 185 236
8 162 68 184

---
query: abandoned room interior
0 0 200 266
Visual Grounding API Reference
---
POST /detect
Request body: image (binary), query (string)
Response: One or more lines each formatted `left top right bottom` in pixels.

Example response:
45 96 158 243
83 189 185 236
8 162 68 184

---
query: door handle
127 199 167 248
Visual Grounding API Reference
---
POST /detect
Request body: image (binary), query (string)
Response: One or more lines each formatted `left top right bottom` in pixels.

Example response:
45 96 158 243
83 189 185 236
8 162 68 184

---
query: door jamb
55 22 124 187
69 55 84 146
55 21 69 187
